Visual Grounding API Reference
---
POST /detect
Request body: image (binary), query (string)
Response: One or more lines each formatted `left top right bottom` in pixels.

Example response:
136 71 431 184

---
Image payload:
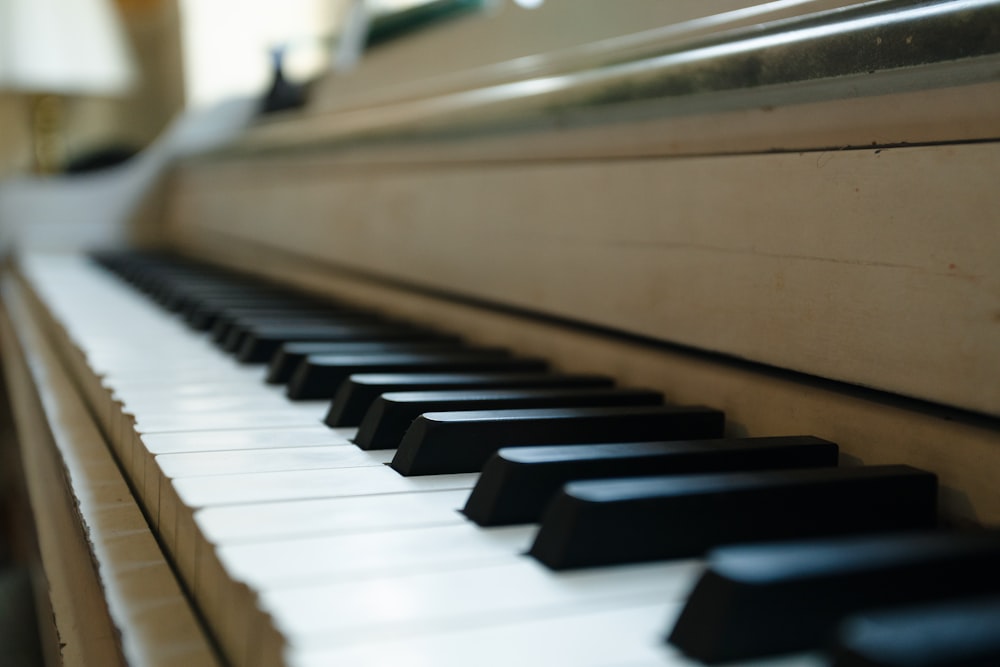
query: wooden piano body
1 0 999 665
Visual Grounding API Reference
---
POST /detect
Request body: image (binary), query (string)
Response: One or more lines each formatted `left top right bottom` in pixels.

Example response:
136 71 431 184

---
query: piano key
199 296 364 332
194 490 478 662
131 402 327 433
257 559 703 663
237 322 445 362
156 444 394 480
118 391 296 416
207 524 538 662
287 352 549 400
173 288 303 316
218 523 537 592
139 426 356 510
102 364 268 385
210 307 365 341
670 530 1000 663
288 601 826 667
169 464 477 511
149 441 391 517
211 312 381 343
390 405 725 475
464 436 840 526
195 488 471 545
267 340 475 384
215 310 377 326
529 465 937 570
124 401 330 472
164 452 448 621
222 321 344 352
188 301 348 330
158 285 275 311
139 425 350 456
162 464 477 572
354 387 666 450
325 372 615 427
832 596 1000 667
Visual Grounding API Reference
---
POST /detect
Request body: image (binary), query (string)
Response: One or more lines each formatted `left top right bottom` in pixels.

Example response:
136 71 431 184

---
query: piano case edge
0 266 221 667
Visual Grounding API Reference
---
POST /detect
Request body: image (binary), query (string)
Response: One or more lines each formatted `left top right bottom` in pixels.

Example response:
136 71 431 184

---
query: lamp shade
0 0 135 95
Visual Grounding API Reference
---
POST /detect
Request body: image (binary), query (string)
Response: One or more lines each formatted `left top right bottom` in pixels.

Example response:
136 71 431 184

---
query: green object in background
366 0 488 49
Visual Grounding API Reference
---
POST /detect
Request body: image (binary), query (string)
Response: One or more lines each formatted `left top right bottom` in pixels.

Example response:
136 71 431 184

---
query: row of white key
22 254 823 667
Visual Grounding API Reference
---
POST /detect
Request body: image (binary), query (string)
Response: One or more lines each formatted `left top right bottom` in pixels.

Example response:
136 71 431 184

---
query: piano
2 1 999 665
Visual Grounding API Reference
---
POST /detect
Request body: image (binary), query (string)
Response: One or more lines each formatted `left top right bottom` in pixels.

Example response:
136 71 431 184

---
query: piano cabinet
3 0 1000 665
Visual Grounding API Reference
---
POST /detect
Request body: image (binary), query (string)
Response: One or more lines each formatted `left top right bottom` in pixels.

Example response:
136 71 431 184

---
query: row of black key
94 252 997 666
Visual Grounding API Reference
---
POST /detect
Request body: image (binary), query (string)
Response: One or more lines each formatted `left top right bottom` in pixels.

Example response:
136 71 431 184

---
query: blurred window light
177 0 337 108
0 0 135 94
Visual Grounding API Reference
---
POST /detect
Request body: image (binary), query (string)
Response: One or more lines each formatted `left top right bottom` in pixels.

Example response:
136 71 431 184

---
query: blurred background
0 0 353 177
5 0 690 250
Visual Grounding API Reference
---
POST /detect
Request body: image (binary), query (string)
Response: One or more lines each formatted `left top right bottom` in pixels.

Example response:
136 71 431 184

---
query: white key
258 559 703 661
195 489 471 544
220 523 536 589
156 444 391 479
139 426 354 504
133 406 325 433
146 443 391 523
195 489 474 663
162 465 478 587
206 523 536 660
287 601 824 667
142 426 346 455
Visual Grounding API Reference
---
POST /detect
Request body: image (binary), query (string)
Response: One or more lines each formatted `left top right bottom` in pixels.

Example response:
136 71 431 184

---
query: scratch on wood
602 238 930 272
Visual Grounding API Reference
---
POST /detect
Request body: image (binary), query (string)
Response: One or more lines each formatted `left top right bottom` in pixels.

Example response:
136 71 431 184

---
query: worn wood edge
165 141 1000 417
173 234 1000 527
0 267 221 667
0 277 126 667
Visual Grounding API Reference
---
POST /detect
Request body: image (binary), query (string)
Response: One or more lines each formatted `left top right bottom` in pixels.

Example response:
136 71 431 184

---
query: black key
224 320 379 353
529 465 937 570
211 306 385 349
390 405 724 476
287 353 549 401
464 436 839 526
833 596 1000 667
267 340 470 385
164 285 271 313
325 373 615 427
193 303 356 332
172 287 295 316
183 295 322 328
355 388 665 450
237 324 447 363
156 284 234 311
670 531 1000 663
211 308 352 342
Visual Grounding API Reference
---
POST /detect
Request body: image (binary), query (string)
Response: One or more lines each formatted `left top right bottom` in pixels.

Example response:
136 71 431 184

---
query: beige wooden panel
167 140 1000 417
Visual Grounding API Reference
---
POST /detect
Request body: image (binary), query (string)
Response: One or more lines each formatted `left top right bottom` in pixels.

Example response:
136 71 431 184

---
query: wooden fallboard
164 138 1000 418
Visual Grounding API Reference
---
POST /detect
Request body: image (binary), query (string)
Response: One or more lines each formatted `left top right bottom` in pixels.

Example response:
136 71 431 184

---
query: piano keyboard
14 252 996 667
